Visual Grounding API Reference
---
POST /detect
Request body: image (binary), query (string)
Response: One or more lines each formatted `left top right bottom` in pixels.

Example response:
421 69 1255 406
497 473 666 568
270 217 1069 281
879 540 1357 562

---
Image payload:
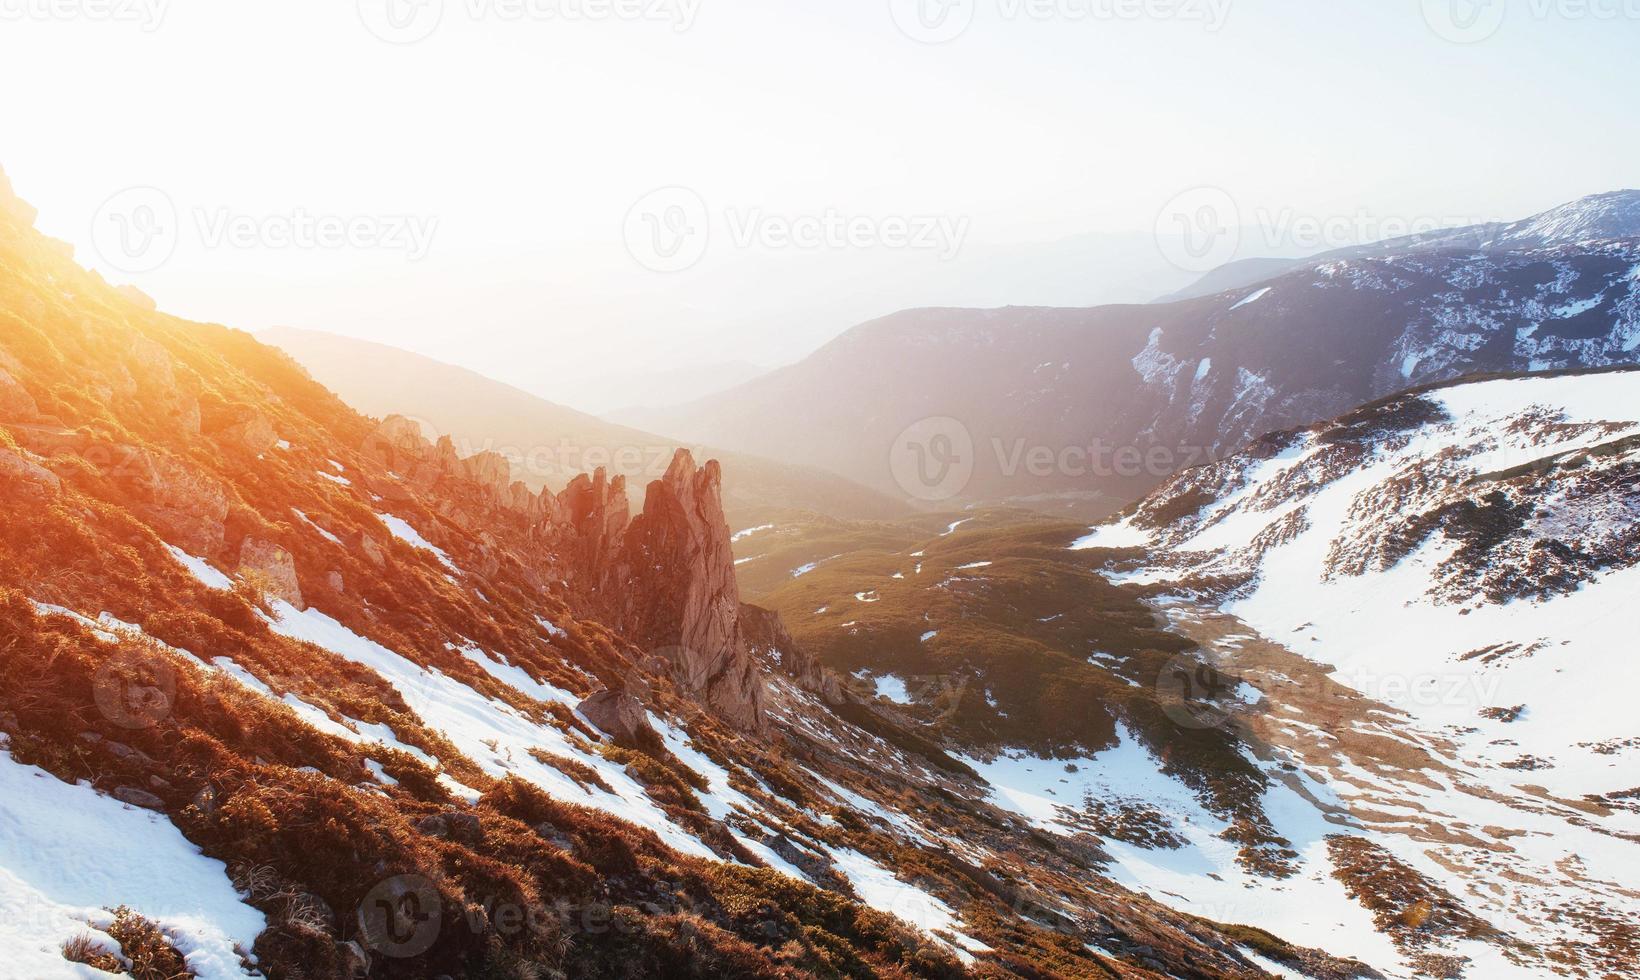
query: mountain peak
1505 188 1640 246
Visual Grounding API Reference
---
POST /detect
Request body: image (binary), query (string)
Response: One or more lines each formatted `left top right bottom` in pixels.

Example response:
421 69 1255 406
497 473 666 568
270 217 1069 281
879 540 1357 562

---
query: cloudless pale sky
1 0 1635 411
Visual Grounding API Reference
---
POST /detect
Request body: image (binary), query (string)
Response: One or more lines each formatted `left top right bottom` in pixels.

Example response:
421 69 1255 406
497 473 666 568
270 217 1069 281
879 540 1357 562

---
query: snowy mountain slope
0 168 1402 978
1072 367 1640 977
1078 367 1640 792
737 497 1640 978
626 193 1640 514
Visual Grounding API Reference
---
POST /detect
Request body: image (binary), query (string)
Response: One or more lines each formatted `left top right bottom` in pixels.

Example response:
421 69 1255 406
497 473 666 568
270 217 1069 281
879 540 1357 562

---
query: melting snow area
0 749 264 979
792 555 839 578
164 544 233 591
456 644 580 709
962 726 1412 975
263 601 722 860
872 675 912 704
731 524 773 542
378 513 459 572
820 845 989 963
291 509 343 546
1230 286 1273 310
1069 371 1640 975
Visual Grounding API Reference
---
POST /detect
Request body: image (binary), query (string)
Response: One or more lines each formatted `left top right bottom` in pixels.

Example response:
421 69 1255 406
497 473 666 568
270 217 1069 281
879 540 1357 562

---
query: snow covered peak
1498 188 1640 248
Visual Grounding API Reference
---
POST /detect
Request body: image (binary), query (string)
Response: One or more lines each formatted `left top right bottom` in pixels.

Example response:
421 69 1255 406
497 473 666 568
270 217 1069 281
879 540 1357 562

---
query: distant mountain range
260 327 903 527
624 191 1640 517
1156 188 1640 302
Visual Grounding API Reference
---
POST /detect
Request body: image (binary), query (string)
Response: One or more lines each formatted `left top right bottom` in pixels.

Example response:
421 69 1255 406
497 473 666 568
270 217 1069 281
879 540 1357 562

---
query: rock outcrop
358 416 768 729
113 447 231 555
0 366 37 420
741 603 848 704
576 689 663 753
608 451 766 730
0 447 60 499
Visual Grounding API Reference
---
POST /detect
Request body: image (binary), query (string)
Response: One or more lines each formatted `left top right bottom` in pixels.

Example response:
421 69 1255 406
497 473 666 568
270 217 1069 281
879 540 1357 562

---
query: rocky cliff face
360 415 766 728
610 451 766 730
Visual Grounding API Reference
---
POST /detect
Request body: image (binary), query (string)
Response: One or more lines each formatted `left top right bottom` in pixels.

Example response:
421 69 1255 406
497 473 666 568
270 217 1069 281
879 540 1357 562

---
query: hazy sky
1 0 1636 412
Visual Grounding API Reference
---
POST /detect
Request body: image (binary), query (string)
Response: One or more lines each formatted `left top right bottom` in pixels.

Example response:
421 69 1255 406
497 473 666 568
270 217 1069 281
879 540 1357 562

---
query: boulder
203 402 279 455
111 447 229 553
359 535 387 568
112 786 166 811
237 538 303 608
577 690 662 753
415 810 483 845
0 367 37 420
0 447 60 498
125 335 199 435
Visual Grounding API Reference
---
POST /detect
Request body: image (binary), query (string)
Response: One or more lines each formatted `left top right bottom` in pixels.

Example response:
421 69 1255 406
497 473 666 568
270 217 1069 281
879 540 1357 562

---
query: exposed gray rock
0 447 59 497
112 786 165 811
577 689 661 752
